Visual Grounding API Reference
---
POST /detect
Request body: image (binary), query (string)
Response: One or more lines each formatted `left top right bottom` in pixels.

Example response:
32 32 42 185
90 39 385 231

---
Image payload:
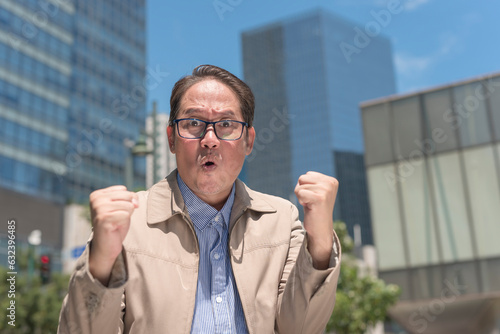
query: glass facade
66 0 146 203
242 10 396 244
367 163 406 269
0 0 72 203
428 152 473 262
333 151 373 245
242 24 292 201
0 0 146 204
362 72 500 297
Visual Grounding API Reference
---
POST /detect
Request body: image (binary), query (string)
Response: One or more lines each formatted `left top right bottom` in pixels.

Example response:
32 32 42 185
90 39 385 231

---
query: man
58 65 341 333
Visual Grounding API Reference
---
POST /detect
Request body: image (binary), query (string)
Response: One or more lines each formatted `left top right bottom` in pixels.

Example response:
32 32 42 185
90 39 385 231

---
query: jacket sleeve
275 204 341 334
57 243 128 334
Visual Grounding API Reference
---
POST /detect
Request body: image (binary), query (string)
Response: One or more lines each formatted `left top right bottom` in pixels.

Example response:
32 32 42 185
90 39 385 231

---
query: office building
0 0 72 204
0 0 147 204
361 72 500 333
67 0 147 202
0 0 146 266
145 106 176 189
242 9 396 245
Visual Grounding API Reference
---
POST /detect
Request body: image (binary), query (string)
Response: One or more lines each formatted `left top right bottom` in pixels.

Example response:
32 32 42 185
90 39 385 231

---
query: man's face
167 79 255 209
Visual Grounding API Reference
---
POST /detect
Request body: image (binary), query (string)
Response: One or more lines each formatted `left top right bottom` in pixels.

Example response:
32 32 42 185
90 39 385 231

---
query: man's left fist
294 171 339 269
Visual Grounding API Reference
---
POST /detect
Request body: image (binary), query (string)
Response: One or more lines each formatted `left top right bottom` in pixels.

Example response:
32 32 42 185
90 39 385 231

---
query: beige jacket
58 171 341 334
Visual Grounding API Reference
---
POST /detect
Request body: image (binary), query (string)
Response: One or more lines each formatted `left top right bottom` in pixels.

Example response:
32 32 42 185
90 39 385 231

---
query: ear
167 125 176 153
245 126 255 155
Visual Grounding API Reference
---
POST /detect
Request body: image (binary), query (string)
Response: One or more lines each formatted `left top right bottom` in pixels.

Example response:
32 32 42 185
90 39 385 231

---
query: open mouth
201 157 217 170
200 154 219 170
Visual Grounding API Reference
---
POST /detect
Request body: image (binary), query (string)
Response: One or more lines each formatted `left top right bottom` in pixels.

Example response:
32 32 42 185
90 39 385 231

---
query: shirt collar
146 170 277 226
176 173 235 231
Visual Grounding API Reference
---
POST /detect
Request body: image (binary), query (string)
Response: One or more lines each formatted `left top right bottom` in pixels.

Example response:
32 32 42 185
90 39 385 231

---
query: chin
195 177 223 192
196 184 224 196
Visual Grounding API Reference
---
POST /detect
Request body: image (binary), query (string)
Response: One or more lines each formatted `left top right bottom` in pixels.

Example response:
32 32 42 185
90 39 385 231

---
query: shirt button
216 296 222 303
214 216 220 222
214 253 220 260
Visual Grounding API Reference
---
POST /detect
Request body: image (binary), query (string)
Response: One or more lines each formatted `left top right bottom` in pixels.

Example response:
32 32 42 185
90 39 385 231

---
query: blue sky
146 0 500 114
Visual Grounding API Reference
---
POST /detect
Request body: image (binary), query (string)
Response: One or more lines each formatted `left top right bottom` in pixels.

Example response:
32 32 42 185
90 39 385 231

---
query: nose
200 125 219 149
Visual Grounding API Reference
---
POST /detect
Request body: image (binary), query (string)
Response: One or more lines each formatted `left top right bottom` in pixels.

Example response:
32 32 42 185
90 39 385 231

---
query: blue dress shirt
177 174 248 334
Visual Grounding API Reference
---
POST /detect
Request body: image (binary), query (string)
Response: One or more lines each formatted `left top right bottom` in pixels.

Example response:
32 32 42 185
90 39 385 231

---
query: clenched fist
294 172 339 270
89 185 138 286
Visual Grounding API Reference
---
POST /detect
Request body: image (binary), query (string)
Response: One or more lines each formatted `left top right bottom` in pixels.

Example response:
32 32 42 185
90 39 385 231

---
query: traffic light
40 255 51 284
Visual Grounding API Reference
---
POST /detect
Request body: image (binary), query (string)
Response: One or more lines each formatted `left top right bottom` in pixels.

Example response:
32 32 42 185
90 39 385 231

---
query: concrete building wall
362 72 500 333
146 112 176 189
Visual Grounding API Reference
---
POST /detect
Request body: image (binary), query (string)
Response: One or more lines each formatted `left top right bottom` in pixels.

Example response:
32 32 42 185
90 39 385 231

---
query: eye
189 119 203 127
219 120 232 128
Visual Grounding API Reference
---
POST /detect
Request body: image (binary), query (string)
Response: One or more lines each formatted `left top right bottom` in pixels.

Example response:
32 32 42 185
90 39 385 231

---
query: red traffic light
40 255 51 284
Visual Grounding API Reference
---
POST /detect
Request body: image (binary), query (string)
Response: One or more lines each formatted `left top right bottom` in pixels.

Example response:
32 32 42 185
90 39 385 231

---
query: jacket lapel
147 170 186 225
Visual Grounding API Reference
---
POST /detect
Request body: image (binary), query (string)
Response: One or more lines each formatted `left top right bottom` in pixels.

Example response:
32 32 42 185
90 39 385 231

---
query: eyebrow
182 108 237 118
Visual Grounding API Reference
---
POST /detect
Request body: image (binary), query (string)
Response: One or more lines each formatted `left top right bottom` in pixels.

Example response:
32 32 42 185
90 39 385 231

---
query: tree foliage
326 222 401 334
0 249 70 334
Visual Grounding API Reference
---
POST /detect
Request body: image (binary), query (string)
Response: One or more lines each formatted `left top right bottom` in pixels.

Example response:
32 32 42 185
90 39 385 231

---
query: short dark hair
169 65 255 127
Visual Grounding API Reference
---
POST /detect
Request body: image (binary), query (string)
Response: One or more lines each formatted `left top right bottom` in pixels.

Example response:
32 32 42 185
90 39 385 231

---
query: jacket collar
147 169 276 225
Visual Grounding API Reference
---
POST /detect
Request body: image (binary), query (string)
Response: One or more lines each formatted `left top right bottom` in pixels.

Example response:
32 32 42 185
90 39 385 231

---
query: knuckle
328 177 339 187
89 190 100 201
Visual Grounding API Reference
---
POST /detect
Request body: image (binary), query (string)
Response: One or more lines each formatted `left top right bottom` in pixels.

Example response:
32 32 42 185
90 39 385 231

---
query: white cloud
395 33 460 76
394 53 433 75
438 34 459 55
335 0 431 11
404 0 431 11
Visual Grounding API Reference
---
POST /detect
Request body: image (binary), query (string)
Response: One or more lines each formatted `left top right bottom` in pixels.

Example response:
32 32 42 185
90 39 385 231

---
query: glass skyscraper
0 0 72 203
0 0 147 205
242 9 396 245
362 72 500 333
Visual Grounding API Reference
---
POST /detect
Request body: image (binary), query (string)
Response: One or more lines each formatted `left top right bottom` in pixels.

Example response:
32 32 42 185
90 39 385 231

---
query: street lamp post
124 133 153 190
27 229 42 283
123 101 161 190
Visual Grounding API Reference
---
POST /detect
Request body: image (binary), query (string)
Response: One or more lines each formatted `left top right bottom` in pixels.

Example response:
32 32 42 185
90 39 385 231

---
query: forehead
179 79 242 118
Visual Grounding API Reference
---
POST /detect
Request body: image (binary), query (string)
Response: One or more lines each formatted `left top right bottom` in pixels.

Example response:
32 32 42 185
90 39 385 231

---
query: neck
197 192 229 211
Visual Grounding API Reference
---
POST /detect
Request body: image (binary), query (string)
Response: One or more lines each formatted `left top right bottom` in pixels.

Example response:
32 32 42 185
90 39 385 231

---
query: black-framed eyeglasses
173 118 248 141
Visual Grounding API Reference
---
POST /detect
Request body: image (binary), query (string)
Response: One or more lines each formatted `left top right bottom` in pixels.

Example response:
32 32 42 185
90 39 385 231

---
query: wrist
306 233 333 270
89 243 121 286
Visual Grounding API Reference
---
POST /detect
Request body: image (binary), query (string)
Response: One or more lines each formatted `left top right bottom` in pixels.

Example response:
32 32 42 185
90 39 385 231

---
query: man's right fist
88 185 138 286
